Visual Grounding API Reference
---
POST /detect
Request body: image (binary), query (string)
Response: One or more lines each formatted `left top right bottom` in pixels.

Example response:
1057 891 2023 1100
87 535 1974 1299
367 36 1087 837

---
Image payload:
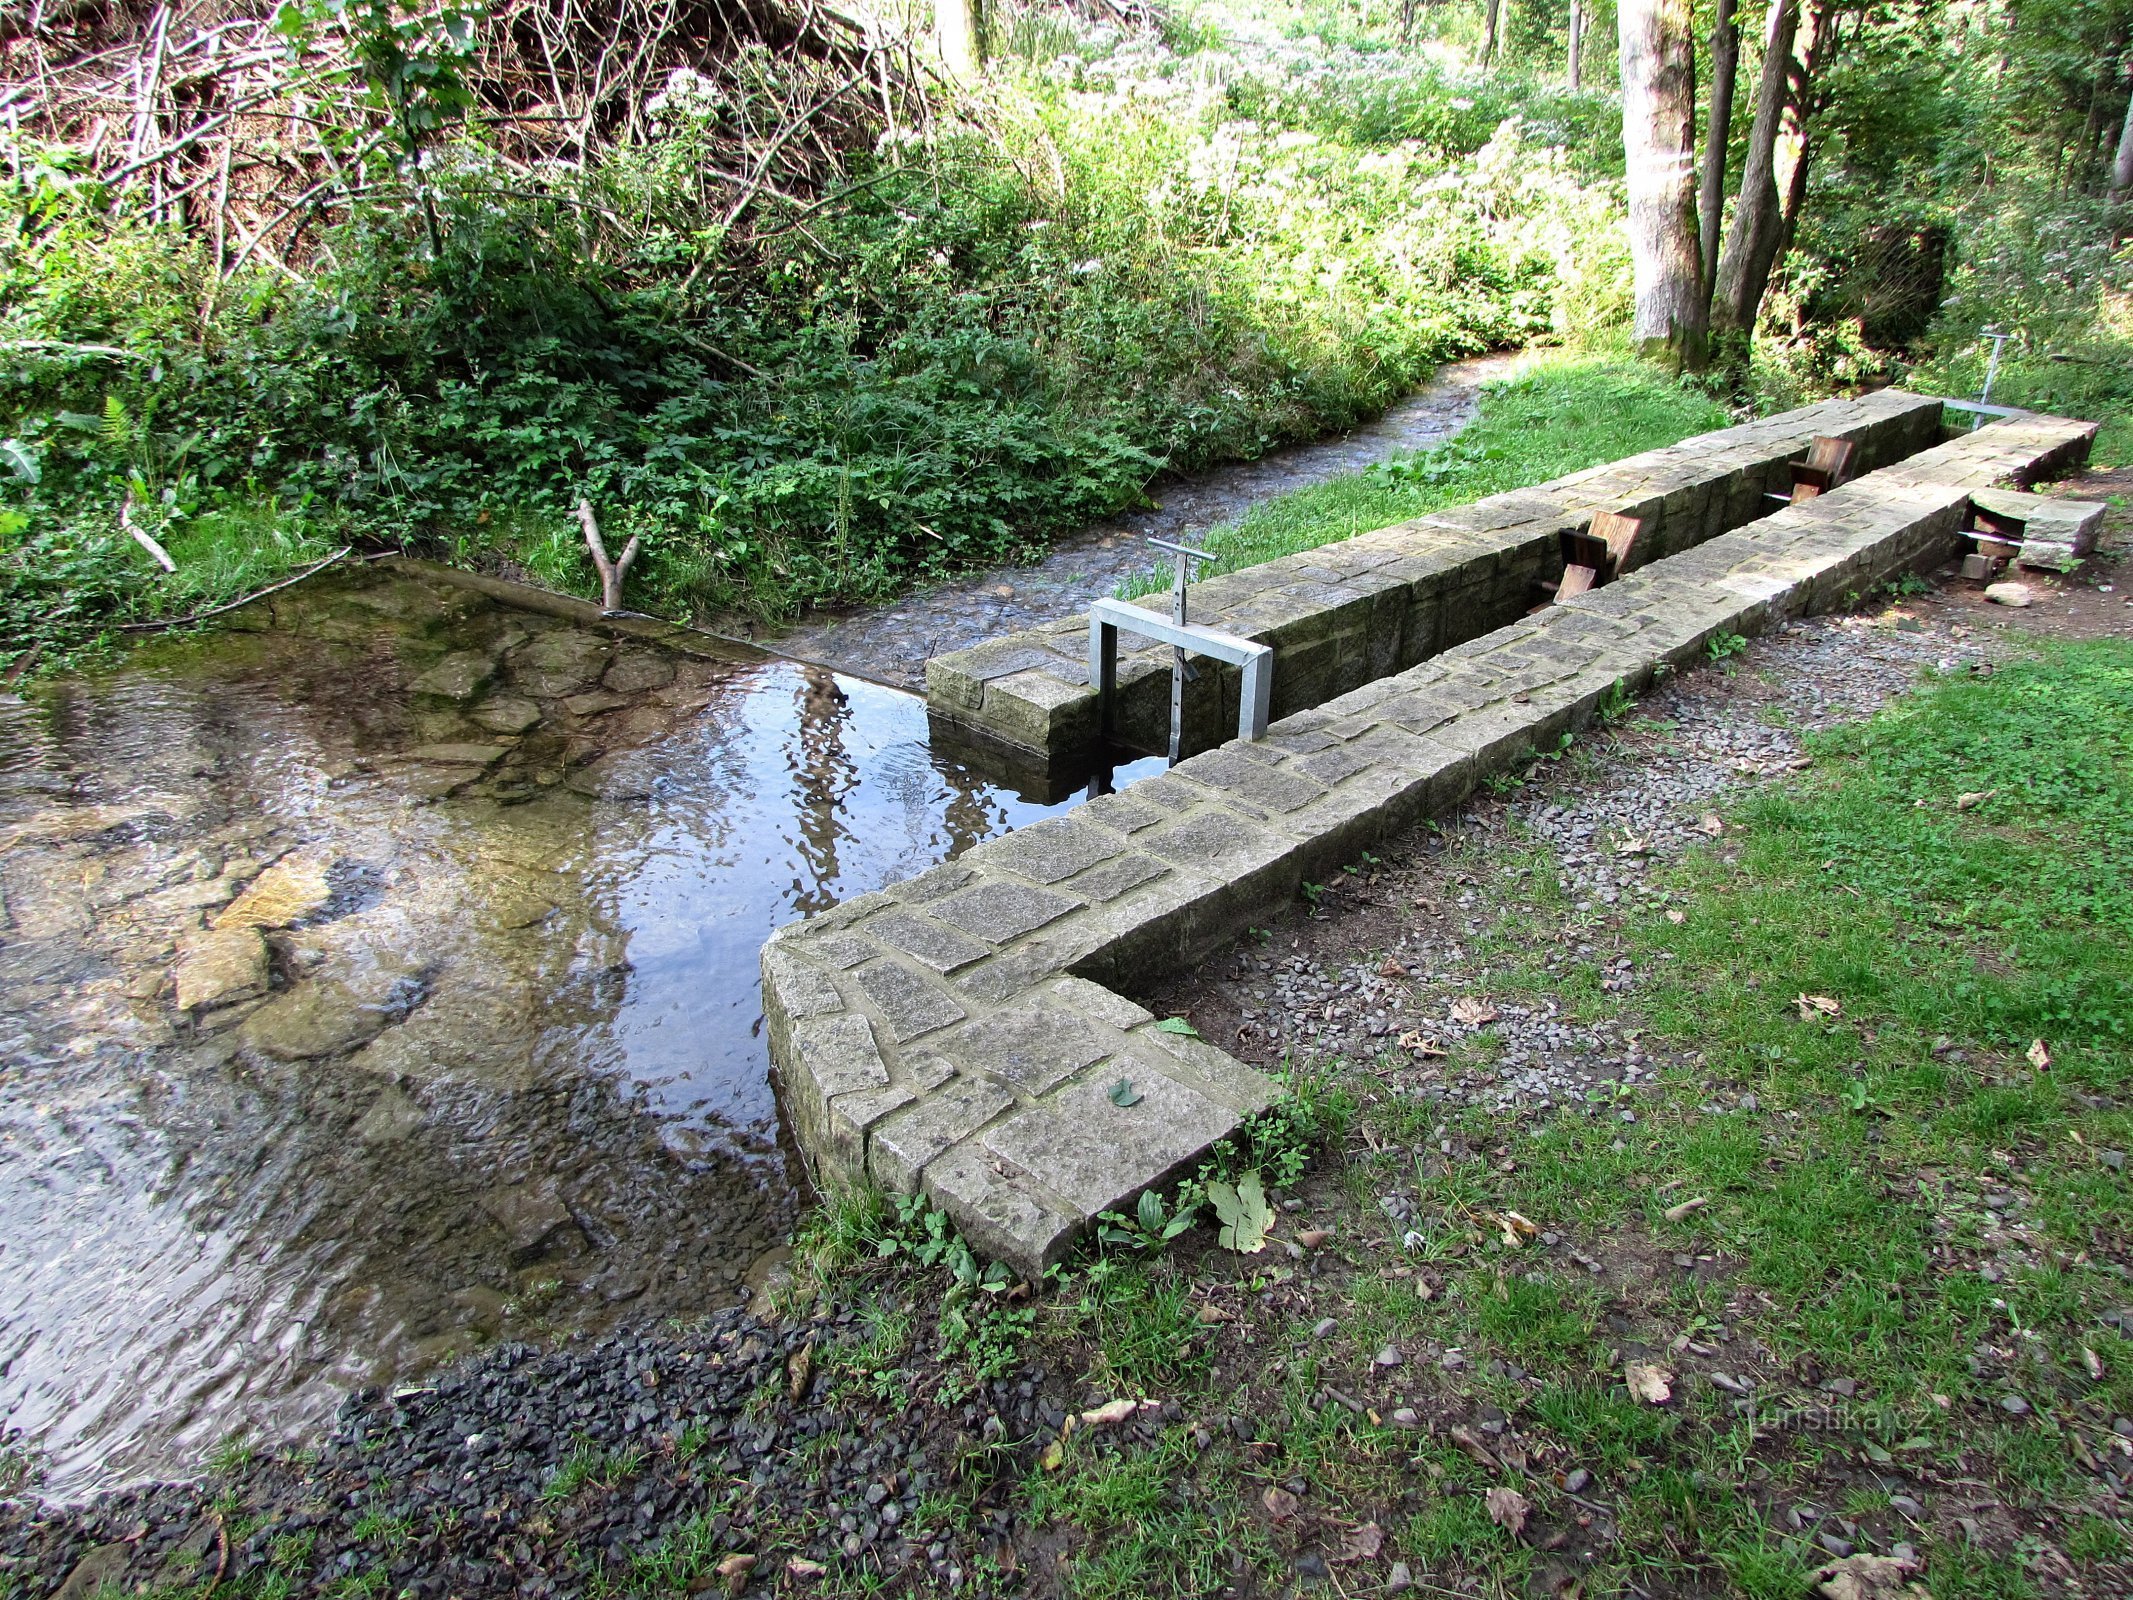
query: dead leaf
1699 813 1724 836
1494 1210 1537 1248
715 1552 756 1596
1039 1440 1064 1471
1485 1486 1530 1539
1079 1399 1139 1427
786 1556 827 1580
1379 958 1409 979
1334 1521 1384 1562
1616 833 1650 856
1296 1228 1332 1248
787 1340 814 1403
1624 1361 1674 1405
1450 996 1498 1027
1796 993 1842 1021
1812 1550 1934 1600
2083 1346 2104 1381
2028 1038 2051 1072
1955 789 1997 812
1262 1486 1300 1520
1665 909 1686 924
1398 1030 1447 1057
1194 1302 1231 1326
1449 1424 1498 1469
1662 1196 1708 1224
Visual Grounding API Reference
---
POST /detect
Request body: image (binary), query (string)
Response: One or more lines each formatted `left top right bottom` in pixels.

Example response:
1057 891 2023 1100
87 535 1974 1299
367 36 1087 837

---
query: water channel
0 564 1153 1499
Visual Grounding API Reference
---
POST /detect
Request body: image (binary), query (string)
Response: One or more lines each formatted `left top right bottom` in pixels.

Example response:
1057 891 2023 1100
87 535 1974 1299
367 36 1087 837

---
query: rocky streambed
0 561 1109 1498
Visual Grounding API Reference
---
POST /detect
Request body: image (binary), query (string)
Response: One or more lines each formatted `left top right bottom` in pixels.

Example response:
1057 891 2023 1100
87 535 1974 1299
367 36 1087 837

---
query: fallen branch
117 546 353 633
120 492 178 573
575 497 639 613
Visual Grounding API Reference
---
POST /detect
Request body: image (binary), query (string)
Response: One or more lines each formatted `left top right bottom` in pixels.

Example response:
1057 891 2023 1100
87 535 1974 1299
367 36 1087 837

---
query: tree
1709 0 1800 361
1697 0 1740 305
1569 0 1586 89
1618 0 1707 368
936 0 982 80
2115 72 2133 195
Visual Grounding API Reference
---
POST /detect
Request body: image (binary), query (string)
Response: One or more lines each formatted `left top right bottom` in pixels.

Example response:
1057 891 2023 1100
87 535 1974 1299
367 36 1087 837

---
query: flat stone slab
765 408 2097 1277
1968 486 2107 568
926 390 1949 765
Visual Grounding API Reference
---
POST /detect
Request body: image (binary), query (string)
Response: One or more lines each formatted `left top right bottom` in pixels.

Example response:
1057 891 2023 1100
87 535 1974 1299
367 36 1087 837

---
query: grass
1123 351 1730 596
1002 637 2133 1597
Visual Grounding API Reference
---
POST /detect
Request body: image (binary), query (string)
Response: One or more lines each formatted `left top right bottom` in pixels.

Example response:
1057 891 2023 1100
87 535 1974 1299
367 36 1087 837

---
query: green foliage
1096 1186 1201 1252
0 2 1638 668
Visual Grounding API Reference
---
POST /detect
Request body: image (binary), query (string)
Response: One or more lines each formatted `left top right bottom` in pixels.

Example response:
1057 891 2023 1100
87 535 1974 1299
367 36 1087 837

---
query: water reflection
0 563 1154 1499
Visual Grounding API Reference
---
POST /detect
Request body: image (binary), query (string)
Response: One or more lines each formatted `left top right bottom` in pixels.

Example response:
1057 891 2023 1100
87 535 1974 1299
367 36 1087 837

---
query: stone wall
924 390 1948 771
767 411 2094 1277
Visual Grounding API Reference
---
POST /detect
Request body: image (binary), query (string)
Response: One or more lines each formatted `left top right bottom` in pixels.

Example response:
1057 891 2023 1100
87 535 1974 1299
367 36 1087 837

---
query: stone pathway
764 354 1522 688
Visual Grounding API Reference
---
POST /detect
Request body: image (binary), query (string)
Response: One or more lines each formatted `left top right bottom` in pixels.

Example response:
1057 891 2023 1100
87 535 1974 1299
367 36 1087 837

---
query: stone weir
762 410 2095 1276
924 389 1950 777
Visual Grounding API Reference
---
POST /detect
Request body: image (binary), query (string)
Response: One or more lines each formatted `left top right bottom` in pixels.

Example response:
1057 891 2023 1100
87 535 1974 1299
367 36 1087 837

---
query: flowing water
0 563 1152 1499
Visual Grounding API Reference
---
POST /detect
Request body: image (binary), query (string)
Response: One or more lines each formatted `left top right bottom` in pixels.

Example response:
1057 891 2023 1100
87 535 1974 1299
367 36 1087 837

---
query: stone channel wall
924 390 1948 770
765 412 2094 1276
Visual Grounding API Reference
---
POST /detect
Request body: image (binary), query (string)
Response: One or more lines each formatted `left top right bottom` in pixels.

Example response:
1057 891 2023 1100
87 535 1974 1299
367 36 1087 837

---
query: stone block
867 1072 1016 1192
972 816 1127 885
942 998 1113 1095
980 1065 1236 1219
1061 850 1169 903
851 960 967 1042
761 946 845 1021
932 880 1081 944
863 910 991 974
922 1141 1078 1273
1050 974 1154 1032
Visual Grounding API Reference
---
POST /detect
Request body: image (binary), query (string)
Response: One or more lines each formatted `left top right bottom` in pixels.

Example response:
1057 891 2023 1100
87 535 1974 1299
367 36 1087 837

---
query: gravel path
764 354 1522 688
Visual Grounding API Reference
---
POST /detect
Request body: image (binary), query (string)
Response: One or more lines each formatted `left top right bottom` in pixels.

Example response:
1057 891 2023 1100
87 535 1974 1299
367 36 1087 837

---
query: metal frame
1088 596 1273 753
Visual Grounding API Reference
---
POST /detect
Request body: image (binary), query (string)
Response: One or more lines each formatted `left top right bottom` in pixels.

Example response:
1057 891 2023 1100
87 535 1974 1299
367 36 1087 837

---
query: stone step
763 409 2096 1278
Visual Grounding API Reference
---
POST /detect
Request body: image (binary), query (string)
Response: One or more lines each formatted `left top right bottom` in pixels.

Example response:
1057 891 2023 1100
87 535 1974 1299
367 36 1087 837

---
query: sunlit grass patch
1123 351 1728 593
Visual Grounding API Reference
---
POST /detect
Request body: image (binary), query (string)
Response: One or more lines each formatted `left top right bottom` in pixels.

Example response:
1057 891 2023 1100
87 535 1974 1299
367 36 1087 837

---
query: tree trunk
1617 0 1707 370
936 0 982 81
1709 0 1798 358
1697 0 1739 308
1569 0 1584 89
1483 0 1500 65
1769 0 1842 279
2114 75 2133 195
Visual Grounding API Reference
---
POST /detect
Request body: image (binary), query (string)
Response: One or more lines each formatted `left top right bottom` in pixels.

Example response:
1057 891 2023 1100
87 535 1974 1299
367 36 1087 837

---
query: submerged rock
409 650 497 703
172 926 270 1012
214 857 333 931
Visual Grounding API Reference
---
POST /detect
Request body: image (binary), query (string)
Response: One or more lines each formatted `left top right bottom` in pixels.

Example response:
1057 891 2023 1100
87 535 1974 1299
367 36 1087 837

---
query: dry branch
575 497 637 612
2 0 929 278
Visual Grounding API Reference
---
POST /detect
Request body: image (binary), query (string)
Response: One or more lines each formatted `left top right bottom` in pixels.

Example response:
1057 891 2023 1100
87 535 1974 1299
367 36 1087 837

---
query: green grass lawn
1124 352 1730 597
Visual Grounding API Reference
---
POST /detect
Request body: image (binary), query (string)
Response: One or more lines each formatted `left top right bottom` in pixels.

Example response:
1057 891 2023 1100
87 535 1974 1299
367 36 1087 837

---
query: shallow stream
1 356 1500 1500
0 564 1144 1498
